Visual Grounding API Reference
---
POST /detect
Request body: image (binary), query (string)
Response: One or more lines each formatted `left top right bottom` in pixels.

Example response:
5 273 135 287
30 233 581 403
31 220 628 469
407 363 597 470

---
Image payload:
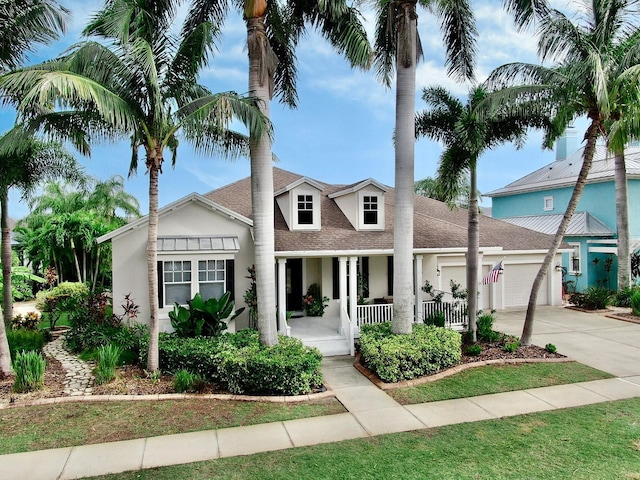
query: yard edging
0 385 335 410
353 354 575 390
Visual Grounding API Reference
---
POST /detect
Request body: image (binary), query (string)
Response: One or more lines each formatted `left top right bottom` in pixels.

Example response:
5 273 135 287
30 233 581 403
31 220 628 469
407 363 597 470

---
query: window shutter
332 257 339 299
157 261 164 308
226 259 235 301
362 257 369 298
387 256 393 296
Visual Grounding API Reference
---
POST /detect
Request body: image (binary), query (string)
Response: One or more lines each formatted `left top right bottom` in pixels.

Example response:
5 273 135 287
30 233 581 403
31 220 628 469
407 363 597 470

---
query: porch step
302 337 351 356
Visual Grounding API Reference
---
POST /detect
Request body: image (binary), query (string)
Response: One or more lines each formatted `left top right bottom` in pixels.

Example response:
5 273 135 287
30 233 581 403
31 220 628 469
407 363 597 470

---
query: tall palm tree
0 0 270 371
372 0 546 334
187 0 371 345
485 0 640 345
416 85 548 340
0 0 68 378
0 126 82 328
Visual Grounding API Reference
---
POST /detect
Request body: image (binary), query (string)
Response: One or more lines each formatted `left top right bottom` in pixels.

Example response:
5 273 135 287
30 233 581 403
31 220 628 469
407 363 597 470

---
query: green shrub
218 334 323 395
545 343 557 354
465 344 482 356
94 344 121 385
35 282 89 311
13 351 46 392
424 311 446 328
612 286 640 308
359 322 462 383
631 291 640 316
503 340 520 353
569 286 612 310
7 330 45 359
173 369 205 393
302 283 329 317
477 312 500 342
169 292 244 338
140 330 323 395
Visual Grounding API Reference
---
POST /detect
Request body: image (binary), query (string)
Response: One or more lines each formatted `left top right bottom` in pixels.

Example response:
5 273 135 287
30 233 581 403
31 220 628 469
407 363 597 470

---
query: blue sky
3 0 583 219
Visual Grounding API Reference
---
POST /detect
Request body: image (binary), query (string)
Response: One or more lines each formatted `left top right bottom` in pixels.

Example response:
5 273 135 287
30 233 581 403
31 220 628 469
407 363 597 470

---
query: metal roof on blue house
486 144 640 197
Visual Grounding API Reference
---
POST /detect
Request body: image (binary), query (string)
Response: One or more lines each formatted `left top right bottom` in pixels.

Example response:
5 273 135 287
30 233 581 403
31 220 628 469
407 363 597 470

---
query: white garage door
503 264 547 307
440 266 490 308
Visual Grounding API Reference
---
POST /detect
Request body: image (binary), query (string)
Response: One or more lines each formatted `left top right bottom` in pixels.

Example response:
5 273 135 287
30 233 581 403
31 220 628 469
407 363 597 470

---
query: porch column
414 254 423 322
277 258 287 334
349 256 358 324
339 257 348 331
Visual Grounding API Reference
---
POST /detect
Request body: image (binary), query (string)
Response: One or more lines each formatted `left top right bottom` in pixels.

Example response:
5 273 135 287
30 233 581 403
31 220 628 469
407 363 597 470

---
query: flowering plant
302 283 329 317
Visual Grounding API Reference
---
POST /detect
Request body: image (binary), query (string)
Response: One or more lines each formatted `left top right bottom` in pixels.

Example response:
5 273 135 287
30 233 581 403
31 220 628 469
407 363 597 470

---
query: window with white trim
159 257 234 307
297 195 313 224
163 260 192 305
363 196 378 224
543 196 554 211
569 243 581 274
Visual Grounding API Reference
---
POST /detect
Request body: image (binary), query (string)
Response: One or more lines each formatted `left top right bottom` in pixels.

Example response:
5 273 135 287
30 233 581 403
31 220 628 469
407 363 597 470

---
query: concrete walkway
3 307 640 479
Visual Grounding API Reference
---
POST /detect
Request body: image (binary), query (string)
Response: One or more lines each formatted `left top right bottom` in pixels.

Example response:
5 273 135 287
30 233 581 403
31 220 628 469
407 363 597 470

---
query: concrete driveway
494 306 640 378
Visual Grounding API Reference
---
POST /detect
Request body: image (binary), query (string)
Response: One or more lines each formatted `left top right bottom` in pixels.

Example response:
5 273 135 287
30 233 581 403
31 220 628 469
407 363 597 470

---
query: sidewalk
2 307 640 479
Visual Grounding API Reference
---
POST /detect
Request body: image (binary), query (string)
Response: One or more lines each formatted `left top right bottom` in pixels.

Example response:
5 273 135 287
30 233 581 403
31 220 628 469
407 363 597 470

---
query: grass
388 362 614 404
0 398 345 455
89 398 640 480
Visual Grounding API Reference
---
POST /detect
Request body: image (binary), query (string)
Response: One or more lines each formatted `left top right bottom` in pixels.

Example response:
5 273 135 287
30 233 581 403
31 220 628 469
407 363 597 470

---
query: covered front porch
287 300 469 356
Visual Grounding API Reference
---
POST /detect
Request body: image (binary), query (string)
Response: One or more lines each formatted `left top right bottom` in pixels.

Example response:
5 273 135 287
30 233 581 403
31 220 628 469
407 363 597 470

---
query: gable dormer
275 177 324 231
329 179 388 231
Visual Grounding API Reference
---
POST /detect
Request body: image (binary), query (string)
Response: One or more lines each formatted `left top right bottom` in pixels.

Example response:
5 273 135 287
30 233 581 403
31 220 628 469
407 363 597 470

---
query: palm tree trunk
615 151 630 288
2 188 13 328
92 245 101 292
247 13 278 346
467 162 479 341
70 238 82 282
521 120 600 345
146 149 161 371
392 1 417 335
0 187 14 376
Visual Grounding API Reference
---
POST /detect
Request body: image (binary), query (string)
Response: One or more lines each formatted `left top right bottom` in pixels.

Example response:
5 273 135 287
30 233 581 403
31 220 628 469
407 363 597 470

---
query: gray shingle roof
486 145 640 197
205 167 556 253
498 212 614 237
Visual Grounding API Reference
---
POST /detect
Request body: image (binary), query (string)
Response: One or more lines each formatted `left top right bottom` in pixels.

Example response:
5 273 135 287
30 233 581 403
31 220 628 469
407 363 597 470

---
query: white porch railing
356 303 393 326
355 301 468 331
422 301 468 331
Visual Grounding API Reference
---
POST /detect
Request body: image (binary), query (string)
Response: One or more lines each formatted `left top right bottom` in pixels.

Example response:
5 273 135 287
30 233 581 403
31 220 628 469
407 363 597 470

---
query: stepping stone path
43 337 95 396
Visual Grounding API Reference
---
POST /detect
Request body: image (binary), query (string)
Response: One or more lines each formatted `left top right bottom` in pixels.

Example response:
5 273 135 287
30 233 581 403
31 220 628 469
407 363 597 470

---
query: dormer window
363 196 378 224
297 195 313 225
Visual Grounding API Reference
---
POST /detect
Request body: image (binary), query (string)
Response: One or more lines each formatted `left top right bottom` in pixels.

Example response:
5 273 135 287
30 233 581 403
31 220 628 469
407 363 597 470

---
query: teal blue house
487 129 640 292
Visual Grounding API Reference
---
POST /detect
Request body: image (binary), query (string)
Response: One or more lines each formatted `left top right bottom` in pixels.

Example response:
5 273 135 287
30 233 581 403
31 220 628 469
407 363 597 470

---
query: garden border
354 354 575 390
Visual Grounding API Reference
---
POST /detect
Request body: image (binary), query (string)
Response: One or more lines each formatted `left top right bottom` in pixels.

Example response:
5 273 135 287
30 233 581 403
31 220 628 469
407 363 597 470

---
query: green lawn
90 398 640 480
388 362 613 404
0 398 345 455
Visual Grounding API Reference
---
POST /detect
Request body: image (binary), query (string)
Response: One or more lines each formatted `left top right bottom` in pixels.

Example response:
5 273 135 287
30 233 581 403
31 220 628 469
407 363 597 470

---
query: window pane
200 282 224 301
198 260 206 270
217 260 225 270
216 271 224 281
364 211 378 225
184 262 191 271
164 272 172 282
166 284 191 305
199 271 206 281
184 272 191 282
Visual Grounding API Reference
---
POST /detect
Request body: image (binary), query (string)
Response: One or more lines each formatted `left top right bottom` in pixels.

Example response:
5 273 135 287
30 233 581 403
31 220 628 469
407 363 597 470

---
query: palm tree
416 85 549 340
0 126 82 328
187 0 371 345
0 0 270 371
372 0 546 334
0 0 68 378
485 0 640 345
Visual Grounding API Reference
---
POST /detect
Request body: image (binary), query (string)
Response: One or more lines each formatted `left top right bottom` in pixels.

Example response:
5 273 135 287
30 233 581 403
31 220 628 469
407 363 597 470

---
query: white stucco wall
109 200 255 332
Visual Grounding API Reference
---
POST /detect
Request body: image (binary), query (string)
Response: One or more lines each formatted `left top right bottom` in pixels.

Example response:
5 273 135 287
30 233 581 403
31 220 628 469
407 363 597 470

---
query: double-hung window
198 259 225 300
297 195 313 224
163 260 192 305
363 195 378 224
569 243 581 274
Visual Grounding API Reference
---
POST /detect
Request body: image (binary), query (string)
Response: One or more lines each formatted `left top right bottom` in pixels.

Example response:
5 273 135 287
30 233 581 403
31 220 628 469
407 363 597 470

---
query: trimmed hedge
359 322 462 383
35 282 89 311
140 329 323 395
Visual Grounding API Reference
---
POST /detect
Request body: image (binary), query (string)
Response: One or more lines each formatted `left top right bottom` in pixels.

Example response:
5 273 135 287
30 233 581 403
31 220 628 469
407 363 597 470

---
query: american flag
482 260 503 285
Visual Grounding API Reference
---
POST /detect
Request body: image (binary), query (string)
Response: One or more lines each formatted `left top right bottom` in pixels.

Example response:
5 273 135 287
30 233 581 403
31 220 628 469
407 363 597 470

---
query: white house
98 167 563 355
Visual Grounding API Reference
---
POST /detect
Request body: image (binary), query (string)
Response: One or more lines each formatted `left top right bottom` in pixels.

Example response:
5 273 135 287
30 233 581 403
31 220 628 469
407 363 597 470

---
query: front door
286 258 303 312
